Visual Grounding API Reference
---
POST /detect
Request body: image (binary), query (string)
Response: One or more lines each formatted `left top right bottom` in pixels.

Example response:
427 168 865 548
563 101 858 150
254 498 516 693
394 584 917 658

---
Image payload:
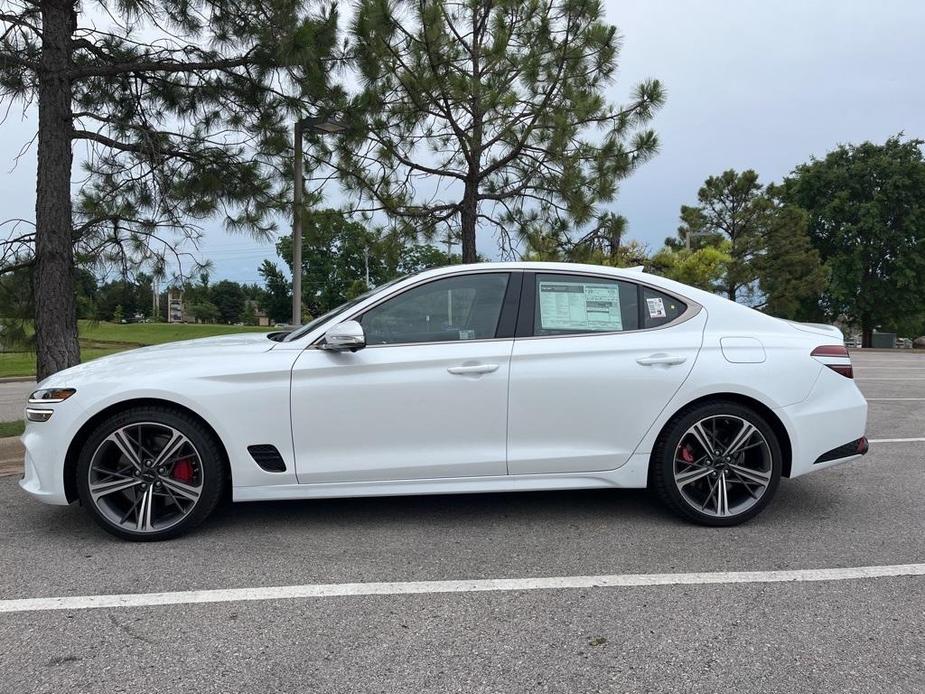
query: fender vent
248 444 287 473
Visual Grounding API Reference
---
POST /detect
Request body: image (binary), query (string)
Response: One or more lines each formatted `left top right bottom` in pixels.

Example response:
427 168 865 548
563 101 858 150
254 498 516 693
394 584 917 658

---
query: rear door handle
636 353 687 367
447 363 500 375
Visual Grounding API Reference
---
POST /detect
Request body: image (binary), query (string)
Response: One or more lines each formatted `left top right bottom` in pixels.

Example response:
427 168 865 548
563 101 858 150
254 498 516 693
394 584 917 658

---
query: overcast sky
1 0 923 284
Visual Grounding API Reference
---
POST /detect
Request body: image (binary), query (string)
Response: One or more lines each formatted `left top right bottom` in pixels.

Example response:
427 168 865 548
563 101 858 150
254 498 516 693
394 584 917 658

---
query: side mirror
321 320 366 352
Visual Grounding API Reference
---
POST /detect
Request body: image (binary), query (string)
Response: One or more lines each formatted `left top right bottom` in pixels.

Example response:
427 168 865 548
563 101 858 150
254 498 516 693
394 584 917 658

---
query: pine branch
0 50 38 71
68 51 258 79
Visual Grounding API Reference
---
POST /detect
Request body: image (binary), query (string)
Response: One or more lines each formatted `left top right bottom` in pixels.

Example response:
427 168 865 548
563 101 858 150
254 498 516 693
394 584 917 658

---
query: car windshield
282 275 409 342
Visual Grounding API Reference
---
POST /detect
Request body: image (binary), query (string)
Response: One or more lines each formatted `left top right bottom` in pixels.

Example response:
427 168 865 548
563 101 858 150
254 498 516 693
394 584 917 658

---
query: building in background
245 300 270 327
167 288 186 323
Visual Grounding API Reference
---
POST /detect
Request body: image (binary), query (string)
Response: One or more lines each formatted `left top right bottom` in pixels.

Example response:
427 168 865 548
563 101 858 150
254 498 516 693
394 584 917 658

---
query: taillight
811 345 853 378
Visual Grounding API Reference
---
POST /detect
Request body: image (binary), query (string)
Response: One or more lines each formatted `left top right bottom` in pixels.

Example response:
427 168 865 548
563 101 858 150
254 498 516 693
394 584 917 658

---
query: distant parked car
21 262 868 540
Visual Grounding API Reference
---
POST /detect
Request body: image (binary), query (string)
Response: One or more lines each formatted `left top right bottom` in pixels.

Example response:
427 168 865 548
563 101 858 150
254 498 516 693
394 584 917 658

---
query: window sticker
646 296 667 319
538 281 623 331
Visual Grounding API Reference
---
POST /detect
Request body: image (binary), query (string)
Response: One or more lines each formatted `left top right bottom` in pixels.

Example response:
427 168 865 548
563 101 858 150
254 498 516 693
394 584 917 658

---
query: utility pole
291 122 304 327
291 115 348 326
364 246 370 288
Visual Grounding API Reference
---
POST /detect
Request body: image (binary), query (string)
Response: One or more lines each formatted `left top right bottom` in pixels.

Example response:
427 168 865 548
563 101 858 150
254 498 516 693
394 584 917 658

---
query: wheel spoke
90 477 141 501
108 430 143 471
675 467 713 488
726 463 771 486
135 486 154 531
160 477 201 503
723 421 757 457
688 422 716 456
152 431 188 468
700 475 717 511
716 472 730 515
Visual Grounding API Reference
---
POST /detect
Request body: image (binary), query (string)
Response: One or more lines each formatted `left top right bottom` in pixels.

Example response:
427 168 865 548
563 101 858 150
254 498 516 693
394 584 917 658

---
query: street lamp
292 114 348 326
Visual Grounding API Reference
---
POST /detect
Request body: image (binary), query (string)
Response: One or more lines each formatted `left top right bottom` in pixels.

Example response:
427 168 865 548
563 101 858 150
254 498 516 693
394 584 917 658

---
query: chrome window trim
306 266 703 350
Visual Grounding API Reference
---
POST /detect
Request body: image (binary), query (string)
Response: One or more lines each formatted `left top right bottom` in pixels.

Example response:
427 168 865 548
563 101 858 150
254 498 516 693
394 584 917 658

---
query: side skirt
233 453 651 502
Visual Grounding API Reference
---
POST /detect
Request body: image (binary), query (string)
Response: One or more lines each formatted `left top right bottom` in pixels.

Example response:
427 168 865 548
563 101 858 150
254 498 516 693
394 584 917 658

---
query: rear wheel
76 406 225 541
650 401 782 526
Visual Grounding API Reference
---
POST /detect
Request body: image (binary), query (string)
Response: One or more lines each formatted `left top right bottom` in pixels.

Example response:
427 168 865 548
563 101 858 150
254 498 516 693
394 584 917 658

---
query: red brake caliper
172 457 194 483
680 444 695 465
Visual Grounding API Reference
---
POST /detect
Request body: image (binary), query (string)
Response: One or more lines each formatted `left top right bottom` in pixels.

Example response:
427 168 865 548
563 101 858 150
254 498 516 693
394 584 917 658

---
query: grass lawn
0 420 24 437
0 321 273 379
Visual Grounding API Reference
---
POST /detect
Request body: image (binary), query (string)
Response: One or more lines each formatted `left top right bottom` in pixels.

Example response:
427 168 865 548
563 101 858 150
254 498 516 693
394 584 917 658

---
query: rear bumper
777 369 868 478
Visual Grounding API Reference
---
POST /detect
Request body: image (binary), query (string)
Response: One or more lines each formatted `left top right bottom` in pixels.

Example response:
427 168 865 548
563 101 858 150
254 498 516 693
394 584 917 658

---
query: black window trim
311 269 523 349
516 270 701 340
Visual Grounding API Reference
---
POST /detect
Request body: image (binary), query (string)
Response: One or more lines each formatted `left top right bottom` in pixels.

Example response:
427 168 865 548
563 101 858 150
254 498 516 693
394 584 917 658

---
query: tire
76 405 226 541
650 400 782 526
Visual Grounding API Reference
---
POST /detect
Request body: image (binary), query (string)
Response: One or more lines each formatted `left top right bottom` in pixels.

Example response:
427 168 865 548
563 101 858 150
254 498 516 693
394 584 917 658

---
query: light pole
292 115 348 326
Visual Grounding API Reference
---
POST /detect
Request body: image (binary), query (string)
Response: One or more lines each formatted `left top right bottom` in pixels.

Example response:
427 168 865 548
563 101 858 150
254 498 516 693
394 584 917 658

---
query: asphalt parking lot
0 350 923 693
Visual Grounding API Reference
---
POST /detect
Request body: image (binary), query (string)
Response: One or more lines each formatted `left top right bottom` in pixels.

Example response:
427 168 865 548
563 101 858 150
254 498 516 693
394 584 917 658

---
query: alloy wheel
672 415 773 518
87 422 204 533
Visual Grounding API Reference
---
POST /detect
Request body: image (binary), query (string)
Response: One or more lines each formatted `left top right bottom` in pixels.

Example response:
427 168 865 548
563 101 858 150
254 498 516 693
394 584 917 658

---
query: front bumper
18 409 78 506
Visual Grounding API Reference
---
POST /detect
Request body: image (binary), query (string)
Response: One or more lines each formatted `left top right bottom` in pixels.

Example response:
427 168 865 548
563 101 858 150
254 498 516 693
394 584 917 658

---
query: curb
0 377 35 384
0 461 22 478
0 436 24 476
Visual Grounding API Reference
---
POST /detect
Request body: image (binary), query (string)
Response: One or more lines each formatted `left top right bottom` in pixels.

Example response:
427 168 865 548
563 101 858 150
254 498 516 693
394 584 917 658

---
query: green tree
112 305 124 323
753 201 827 320
96 280 142 321
277 209 385 317
649 244 732 293
681 170 769 302
779 136 925 345
210 280 246 324
324 0 664 262
258 260 293 324
188 302 220 324
0 0 340 379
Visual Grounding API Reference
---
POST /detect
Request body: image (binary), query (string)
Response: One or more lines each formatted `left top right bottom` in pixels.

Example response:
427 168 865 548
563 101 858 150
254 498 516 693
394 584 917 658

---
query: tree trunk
460 182 477 264
861 321 873 349
34 1 80 381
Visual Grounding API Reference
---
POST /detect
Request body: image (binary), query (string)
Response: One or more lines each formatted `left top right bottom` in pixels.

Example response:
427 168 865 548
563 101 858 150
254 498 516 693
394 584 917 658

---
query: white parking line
866 398 925 401
1 564 923 614
855 377 925 381
868 437 925 443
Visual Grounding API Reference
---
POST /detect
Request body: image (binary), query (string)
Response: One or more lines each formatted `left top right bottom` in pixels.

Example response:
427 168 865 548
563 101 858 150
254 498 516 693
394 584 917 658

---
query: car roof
418 261 647 279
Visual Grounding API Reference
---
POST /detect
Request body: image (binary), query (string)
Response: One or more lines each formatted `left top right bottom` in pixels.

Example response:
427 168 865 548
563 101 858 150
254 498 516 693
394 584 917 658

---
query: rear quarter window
642 287 687 328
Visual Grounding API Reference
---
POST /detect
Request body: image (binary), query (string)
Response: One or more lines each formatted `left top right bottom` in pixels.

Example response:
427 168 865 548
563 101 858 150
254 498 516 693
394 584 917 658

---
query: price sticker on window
646 296 667 319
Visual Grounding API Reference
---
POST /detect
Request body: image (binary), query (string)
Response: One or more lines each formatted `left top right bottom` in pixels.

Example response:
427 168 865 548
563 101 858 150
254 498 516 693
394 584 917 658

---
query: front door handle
447 363 500 375
636 353 687 367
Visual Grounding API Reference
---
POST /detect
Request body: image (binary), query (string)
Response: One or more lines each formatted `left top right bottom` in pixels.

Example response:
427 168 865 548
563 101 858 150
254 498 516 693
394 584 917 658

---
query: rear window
533 274 639 336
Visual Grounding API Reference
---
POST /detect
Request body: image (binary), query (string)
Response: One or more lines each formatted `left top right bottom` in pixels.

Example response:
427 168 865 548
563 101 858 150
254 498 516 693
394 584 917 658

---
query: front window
359 273 510 345
283 275 408 342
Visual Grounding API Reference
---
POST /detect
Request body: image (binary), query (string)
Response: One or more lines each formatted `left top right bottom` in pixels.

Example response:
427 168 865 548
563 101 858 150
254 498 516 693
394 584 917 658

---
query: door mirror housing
321 320 366 351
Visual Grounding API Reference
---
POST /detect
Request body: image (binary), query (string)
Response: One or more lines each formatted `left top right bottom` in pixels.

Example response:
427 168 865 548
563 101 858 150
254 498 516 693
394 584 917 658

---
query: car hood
39 332 276 387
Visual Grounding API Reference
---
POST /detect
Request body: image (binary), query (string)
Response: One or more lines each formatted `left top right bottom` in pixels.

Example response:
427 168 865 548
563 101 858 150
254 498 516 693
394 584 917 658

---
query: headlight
28 387 76 404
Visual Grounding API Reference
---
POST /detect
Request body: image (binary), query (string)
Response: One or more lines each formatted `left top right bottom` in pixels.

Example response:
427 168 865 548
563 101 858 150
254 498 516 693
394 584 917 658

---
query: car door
290 271 520 484
507 271 705 475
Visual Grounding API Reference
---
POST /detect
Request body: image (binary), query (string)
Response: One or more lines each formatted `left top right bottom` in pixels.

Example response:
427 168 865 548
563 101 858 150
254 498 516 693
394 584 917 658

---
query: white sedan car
21 262 868 540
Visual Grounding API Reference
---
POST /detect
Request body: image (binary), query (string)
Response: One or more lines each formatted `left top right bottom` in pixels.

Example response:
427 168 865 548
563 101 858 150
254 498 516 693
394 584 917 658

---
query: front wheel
76 406 226 541
650 401 782 526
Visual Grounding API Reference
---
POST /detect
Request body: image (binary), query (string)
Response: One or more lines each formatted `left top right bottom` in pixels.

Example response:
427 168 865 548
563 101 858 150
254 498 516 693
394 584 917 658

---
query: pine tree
317 0 664 263
0 0 340 378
